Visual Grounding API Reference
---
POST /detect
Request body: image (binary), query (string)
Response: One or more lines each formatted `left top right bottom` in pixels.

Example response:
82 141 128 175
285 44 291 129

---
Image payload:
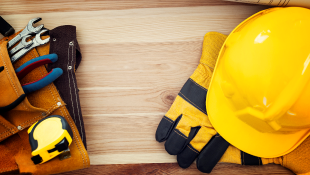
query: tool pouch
0 26 89 175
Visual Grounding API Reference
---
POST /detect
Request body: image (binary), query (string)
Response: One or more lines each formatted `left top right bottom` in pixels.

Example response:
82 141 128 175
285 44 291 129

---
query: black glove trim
241 151 262 165
179 78 208 115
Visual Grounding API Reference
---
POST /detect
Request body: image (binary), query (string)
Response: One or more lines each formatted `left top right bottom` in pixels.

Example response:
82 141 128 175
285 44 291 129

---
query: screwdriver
0 16 14 37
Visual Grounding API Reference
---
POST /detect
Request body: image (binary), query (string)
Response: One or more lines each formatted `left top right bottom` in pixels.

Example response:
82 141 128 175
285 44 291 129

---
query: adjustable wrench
9 35 33 56
7 17 43 49
11 29 50 63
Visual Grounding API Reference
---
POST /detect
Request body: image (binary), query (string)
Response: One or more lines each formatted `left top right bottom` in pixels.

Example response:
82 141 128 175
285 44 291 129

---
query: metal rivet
57 102 62 106
53 38 56 41
42 112 47 116
17 126 22 130
68 66 72 70
69 41 74 45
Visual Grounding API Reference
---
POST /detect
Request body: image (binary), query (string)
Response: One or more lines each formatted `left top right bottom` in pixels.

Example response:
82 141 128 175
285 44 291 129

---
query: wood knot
161 91 176 106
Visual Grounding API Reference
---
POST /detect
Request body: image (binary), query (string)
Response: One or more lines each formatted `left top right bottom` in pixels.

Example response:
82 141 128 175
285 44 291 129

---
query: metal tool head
26 17 44 34
21 35 33 48
9 35 33 56
34 29 50 45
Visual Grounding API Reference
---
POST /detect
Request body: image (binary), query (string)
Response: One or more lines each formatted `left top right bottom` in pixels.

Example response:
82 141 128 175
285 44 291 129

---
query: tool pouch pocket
0 35 63 143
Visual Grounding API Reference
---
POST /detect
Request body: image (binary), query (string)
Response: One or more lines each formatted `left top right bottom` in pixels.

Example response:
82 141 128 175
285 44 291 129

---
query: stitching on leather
19 50 59 127
163 116 173 123
179 92 207 115
0 131 15 141
0 46 20 96
67 44 77 123
68 42 84 141
20 104 58 127
39 47 87 167
48 66 87 167
42 51 88 167
0 45 29 111
0 118 13 134
0 166 18 173
0 119 13 133
66 43 87 166
187 145 199 154
46 74 87 168
174 130 187 140
59 105 86 168
0 43 29 136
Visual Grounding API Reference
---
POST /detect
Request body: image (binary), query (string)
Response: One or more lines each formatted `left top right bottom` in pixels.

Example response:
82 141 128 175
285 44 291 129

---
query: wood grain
1 0 292 174
59 164 294 175
0 0 249 15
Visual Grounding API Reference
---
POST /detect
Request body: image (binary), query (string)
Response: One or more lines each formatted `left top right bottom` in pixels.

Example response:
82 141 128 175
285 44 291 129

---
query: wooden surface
0 1 294 174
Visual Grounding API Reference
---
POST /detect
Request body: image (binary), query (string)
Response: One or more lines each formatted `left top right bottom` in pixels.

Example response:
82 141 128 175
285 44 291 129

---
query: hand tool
15 54 62 94
28 115 73 164
0 16 14 37
0 54 60 114
11 29 50 63
9 35 33 56
7 17 43 49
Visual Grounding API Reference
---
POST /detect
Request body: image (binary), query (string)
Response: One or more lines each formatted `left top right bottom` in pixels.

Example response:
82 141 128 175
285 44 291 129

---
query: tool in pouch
15 53 63 94
28 115 73 164
0 54 62 113
11 29 50 63
7 17 43 49
9 34 32 56
0 16 15 37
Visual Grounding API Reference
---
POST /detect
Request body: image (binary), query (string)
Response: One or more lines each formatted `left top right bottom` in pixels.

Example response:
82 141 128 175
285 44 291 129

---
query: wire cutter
0 54 62 114
15 53 63 94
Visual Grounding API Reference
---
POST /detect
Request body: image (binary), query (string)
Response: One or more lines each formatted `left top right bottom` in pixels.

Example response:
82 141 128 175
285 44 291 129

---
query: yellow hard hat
207 7 310 158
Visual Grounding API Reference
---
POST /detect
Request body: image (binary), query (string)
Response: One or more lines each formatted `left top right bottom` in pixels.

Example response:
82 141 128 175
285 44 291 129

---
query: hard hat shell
207 7 310 158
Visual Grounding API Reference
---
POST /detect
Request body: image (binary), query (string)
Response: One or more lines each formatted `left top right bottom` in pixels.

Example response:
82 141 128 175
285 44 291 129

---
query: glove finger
177 126 216 168
164 114 200 155
196 134 229 173
155 114 182 142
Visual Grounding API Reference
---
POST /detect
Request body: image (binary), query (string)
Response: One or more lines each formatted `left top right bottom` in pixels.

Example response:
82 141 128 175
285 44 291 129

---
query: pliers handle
16 53 63 94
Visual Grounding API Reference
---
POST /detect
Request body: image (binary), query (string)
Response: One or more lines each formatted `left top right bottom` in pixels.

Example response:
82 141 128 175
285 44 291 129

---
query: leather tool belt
0 25 89 175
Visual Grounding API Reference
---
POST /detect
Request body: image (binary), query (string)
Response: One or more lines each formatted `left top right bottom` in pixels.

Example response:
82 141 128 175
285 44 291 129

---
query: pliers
0 54 63 113
16 53 63 94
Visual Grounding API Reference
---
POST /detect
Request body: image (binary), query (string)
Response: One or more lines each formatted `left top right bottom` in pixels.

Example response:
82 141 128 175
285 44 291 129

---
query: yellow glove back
155 32 263 173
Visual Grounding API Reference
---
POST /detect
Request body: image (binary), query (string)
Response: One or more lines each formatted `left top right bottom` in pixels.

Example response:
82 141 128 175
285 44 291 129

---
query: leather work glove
155 32 256 173
156 31 310 174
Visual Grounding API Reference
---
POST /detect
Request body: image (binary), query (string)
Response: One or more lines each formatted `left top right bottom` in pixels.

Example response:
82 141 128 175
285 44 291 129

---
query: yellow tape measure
28 115 73 164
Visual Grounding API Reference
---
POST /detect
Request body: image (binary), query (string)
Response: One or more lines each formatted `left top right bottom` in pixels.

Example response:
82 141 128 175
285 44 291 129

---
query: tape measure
28 115 73 164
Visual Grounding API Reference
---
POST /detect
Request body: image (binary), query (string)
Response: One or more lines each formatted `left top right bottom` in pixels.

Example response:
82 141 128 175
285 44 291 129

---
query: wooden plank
59 164 294 175
1 6 266 44
0 0 290 174
0 0 251 15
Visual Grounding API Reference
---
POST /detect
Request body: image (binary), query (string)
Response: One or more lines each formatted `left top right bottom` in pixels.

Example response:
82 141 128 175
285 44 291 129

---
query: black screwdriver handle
0 16 15 37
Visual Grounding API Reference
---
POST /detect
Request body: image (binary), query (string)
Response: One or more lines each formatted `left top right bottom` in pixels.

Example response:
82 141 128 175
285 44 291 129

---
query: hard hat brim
207 69 310 158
